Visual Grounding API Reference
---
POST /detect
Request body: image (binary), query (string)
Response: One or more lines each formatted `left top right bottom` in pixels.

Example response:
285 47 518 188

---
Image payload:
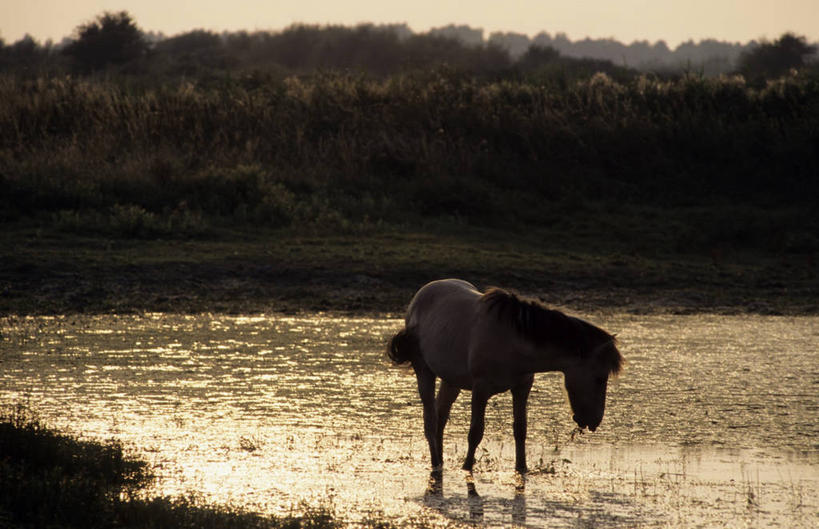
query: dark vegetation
0 405 365 528
735 33 818 85
2 54 816 246
1 12 817 315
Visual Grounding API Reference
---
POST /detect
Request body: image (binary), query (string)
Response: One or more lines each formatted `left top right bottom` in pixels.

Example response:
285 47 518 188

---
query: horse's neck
520 340 573 374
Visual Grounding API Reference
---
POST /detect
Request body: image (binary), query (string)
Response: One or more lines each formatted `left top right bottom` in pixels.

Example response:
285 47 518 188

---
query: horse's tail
387 326 418 365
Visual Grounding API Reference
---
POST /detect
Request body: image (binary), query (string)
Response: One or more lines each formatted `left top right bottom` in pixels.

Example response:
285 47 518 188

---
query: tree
0 35 56 73
63 11 148 72
736 32 817 83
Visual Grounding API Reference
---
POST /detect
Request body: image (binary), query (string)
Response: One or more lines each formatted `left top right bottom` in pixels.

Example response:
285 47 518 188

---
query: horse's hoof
514 472 527 492
426 466 443 494
426 473 443 496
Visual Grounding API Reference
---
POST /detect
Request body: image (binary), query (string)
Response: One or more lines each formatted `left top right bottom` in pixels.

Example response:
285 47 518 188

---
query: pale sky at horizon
2 0 817 48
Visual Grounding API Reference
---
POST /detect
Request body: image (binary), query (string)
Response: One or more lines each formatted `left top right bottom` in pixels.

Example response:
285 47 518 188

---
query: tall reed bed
1 71 817 243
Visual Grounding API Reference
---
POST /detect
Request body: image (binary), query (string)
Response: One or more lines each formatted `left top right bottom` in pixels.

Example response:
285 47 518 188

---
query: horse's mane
480 287 623 375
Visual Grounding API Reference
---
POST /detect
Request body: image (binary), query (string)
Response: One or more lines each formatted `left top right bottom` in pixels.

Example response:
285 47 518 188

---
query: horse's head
563 339 622 432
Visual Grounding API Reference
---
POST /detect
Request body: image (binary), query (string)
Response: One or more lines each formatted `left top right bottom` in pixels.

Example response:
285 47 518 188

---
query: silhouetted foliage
515 44 635 85
488 31 753 75
62 11 148 73
153 30 235 74
517 44 561 69
5 10 819 80
141 23 515 78
736 33 818 84
2 71 817 246
0 35 57 74
429 24 485 47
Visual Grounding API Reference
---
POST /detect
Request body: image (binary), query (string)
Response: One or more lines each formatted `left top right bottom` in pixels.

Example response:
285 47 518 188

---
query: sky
2 0 817 48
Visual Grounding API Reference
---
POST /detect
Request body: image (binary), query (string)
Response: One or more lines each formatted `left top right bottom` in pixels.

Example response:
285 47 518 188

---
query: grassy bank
0 405 373 529
1 223 816 316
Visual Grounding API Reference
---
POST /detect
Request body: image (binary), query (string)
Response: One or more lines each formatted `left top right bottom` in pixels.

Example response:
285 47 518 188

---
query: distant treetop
62 11 148 72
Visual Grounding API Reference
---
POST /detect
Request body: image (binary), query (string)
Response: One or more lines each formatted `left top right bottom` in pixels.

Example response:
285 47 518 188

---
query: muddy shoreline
2 228 817 316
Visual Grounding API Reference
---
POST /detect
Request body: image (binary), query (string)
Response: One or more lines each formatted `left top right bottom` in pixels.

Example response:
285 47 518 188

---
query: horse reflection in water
388 279 623 497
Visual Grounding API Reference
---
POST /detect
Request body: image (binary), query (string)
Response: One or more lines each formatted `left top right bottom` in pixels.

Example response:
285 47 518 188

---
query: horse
387 279 623 477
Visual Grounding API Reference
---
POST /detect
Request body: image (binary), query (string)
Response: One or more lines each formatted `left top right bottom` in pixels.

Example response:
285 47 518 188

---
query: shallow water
1 313 817 527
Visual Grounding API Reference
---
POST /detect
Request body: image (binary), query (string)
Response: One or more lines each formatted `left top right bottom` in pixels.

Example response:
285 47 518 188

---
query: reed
1 71 816 251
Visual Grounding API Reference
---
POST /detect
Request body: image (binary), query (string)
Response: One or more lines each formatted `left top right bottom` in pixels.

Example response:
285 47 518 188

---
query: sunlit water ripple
1 313 817 528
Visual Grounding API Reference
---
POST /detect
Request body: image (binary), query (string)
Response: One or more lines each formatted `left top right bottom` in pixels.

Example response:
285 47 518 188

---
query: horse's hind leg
462 383 491 472
512 375 534 473
435 381 461 466
412 361 441 472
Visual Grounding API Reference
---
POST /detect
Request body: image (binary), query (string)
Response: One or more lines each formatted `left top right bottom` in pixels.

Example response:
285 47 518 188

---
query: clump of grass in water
239 434 264 452
0 404 152 527
0 404 387 529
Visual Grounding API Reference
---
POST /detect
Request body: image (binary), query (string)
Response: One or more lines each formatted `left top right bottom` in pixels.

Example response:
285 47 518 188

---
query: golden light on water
1 313 818 527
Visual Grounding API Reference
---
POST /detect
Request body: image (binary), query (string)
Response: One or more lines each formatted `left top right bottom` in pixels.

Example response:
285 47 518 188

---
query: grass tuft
0 405 394 529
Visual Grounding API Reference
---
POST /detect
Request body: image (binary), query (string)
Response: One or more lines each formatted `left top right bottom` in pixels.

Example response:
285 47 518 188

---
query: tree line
2 11 817 85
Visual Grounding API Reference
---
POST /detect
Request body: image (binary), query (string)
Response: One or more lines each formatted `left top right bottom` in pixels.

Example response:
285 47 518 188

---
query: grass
0 405 151 528
0 220 816 316
0 405 382 529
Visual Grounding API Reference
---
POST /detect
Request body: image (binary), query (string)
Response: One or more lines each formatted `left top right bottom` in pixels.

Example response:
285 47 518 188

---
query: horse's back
406 279 481 388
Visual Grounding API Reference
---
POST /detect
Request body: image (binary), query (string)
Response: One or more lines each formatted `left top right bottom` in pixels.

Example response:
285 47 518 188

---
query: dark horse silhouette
388 279 623 478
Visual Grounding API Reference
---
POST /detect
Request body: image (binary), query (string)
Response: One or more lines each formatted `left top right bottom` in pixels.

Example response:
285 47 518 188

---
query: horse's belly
417 307 474 389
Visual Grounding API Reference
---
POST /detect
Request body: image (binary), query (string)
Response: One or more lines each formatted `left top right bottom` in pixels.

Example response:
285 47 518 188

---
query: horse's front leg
512 375 534 473
462 383 491 472
412 361 441 472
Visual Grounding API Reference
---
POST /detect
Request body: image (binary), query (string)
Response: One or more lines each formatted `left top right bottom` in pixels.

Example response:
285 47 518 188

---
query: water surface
1 313 817 527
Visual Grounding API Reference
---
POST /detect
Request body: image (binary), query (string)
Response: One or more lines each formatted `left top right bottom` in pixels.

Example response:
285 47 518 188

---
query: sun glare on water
1 313 817 527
